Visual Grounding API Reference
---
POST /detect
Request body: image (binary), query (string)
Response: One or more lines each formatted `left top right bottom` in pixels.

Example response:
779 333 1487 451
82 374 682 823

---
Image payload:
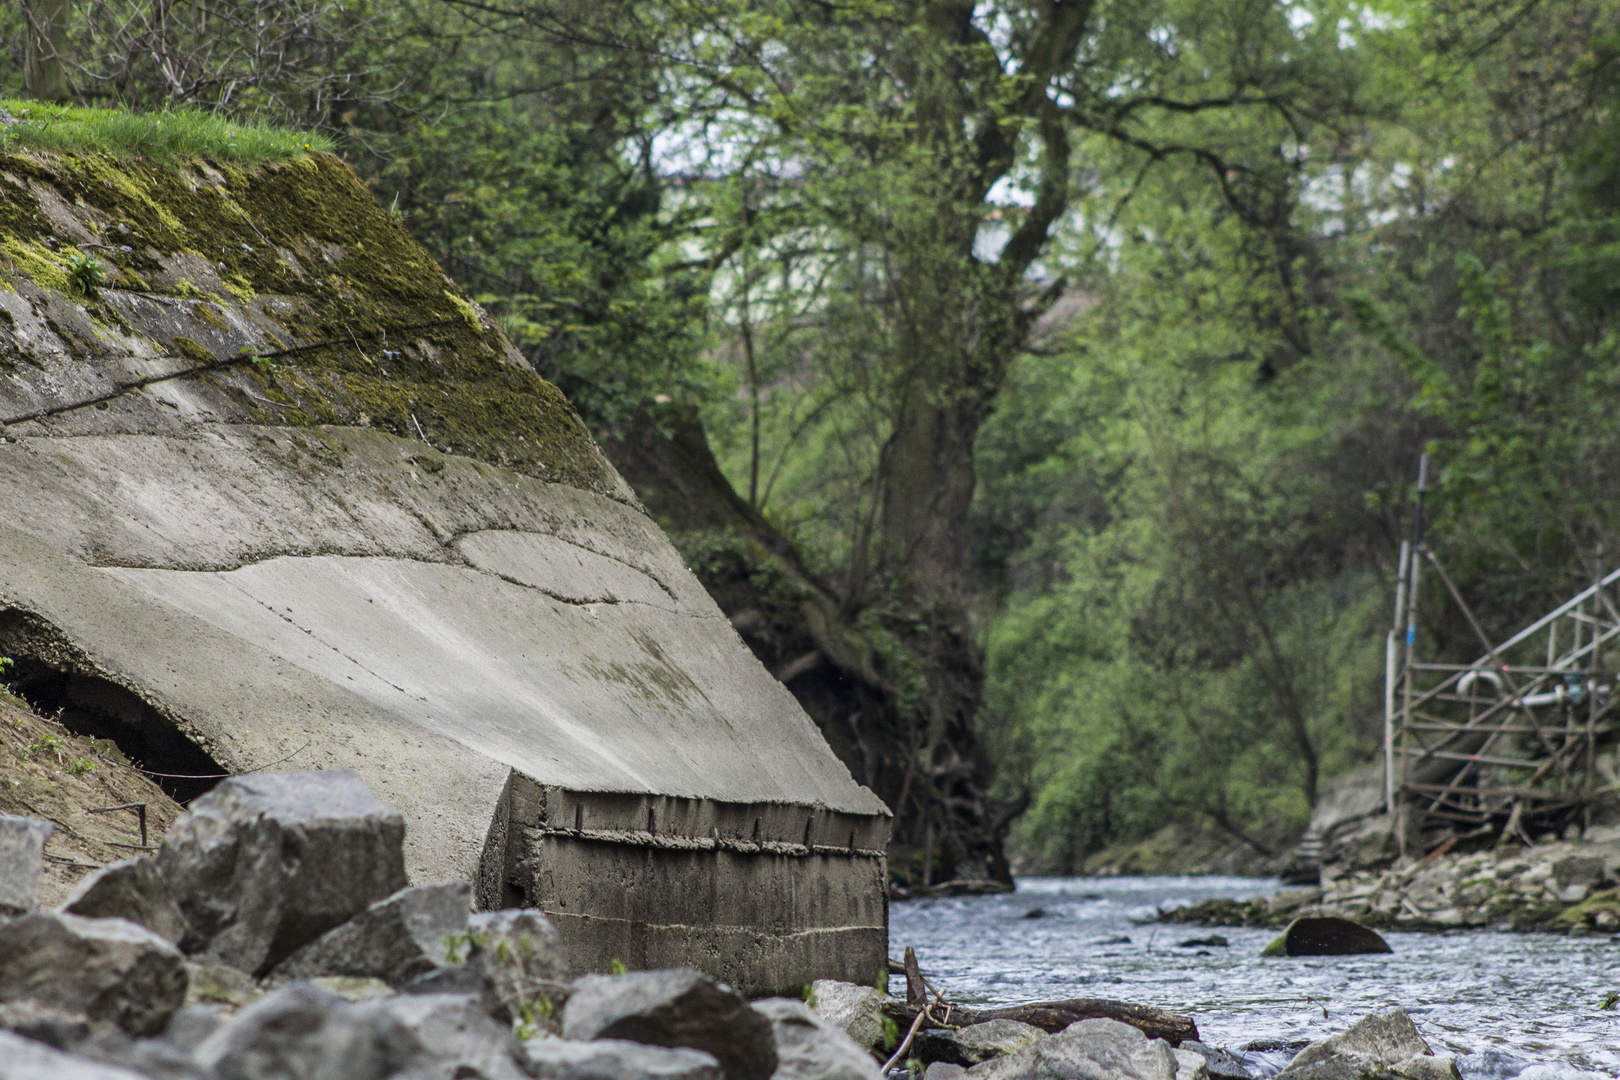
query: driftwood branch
882 997 1199 1047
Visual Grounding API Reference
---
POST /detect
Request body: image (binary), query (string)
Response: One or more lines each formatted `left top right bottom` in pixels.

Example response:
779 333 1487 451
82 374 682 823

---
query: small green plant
22 734 64 760
881 1016 899 1052
906 1059 924 1078
66 254 107 297
801 984 818 1009
875 970 889 996
239 345 280 376
608 959 628 976
442 929 487 964
1602 991 1619 1010
512 994 555 1040
67 757 96 777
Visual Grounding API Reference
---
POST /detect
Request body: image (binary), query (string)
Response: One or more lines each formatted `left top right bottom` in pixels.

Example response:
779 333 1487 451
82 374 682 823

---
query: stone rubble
1166 829 1620 935
0 771 1453 1080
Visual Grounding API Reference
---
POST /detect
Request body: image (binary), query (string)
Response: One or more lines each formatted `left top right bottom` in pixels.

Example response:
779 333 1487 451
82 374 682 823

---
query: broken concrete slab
270 881 470 988
0 147 889 995
562 968 777 1080
0 813 53 915
155 770 407 974
61 857 188 945
0 911 188 1035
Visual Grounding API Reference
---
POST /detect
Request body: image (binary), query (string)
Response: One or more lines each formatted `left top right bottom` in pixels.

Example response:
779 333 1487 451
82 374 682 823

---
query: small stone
0 912 188 1035
155 770 407 975
1560 883 1591 904
357 992 531 1080
523 1036 723 1079
183 962 260 1009
562 968 777 1080
926 1067 969 1080
62 858 188 944
161 1005 227 1051
1552 855 1605 889
752 998 882 1080
271 881 470 987
308 975 395 1002
1174 1048 1212 1080
1594 910 1619 931
809 979 885 1050
193 982 391 1080
0 1029 151 1080
0 813 52 915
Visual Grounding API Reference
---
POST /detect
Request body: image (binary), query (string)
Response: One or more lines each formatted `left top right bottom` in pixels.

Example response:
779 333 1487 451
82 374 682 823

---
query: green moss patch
0 101 332 162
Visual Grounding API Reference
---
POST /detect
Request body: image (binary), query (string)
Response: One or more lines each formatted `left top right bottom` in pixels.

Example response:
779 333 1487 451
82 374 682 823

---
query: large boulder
61 857 189 945
1261 917 1392 957
270 882 470 987
0 813 52 915
357 992 532 1080
752 998 883 1080
155 770 407 974
0 1029 152 1080
809 980 885 1051
193 982 393 1080
1278 1009 1460 1080
523 1037 724 1079
962 1018 1183 1080
916 1020 1046 1067
562 968 777 1080
0 998 93 1049
468 907 570 1022
0 912 188 1035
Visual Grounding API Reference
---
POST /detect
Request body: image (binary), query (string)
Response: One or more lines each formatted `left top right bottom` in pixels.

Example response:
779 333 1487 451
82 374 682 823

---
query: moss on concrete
0 142 616 495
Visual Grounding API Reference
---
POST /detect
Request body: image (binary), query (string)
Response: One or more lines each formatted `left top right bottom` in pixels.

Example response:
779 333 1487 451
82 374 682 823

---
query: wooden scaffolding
1386 458 1617 844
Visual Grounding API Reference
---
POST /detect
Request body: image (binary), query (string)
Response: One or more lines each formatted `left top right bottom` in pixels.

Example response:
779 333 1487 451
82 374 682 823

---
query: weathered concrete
0 147 888 995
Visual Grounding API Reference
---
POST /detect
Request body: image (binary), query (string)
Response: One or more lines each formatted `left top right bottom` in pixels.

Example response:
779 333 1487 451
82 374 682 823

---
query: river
889 876 1619 1079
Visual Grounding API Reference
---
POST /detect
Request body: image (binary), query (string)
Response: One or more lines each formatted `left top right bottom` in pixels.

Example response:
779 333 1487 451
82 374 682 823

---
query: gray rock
193 982 397 1080
1552 855 1605 889
1279 1009 1460 1080
1181 1041 1253 1080
1174 1048 1212 1080
0 1029 152 1080
0 814 52 915
563 968 777 1080
161 1004 228 1051
0 998 92 1049
752 998 882 1080
0 912 188 1036
523 1037 724 1079
916 1019 1045 1066
926 1067 969 1080
155 770 407 975
809 979 885 1050
467 906 570 1023
964 1018 1181 1080
270 882 470 988
356 992 531 1080
62 857 189 944
184 962 261 1009
1261 917 1391 957
76 1032 208 1080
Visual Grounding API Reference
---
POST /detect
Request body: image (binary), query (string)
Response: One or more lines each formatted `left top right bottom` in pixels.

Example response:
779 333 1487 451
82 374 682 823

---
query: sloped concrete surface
0 148 887 993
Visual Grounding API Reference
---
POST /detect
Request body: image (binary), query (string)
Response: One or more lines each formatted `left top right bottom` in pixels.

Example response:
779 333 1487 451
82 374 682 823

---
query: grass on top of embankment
0 100 334 162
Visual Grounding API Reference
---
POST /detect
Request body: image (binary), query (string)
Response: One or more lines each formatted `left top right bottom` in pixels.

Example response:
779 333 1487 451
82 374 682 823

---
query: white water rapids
889 876 1620 1079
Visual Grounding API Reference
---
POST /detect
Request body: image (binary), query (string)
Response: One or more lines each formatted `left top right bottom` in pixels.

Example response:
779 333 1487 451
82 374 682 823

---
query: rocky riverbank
1163 831 1620 934
0 768 1476 1080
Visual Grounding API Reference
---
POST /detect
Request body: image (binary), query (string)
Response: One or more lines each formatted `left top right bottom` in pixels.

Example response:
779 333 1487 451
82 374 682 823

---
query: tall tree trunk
600 407 1013 887
22 0 71 103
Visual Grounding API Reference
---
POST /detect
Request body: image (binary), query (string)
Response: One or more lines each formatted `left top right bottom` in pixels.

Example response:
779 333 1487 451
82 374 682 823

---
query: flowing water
889 876 1620 1079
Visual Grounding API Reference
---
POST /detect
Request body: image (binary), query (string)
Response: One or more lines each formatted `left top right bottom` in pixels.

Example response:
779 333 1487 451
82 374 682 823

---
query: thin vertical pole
1398 455 1428 857
1386 540 1410 816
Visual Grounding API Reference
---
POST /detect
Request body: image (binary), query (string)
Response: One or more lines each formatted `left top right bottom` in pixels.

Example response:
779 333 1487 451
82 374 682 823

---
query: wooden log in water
883 997 1199 1046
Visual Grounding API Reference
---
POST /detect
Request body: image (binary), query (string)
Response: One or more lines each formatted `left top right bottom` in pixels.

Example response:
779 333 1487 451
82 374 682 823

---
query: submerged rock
0 813 52 915
62 858 188 946
155 770 407 975
1277 1008 1459 1080
1262 916 1391 957
0 1029 151 1080
562 968 777 1080
915 1019 1046 1066
1181 1040 1253 1080
0 912 188 1035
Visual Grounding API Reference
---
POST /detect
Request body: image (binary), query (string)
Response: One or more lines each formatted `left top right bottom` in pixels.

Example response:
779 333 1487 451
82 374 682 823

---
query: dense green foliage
12 0 1620 870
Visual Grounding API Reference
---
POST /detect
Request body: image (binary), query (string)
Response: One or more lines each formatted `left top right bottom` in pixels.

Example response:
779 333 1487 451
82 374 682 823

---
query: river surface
889 876 1620 1079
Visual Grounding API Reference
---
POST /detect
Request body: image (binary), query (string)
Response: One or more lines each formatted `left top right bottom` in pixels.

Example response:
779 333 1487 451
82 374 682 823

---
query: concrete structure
0 147 888 994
